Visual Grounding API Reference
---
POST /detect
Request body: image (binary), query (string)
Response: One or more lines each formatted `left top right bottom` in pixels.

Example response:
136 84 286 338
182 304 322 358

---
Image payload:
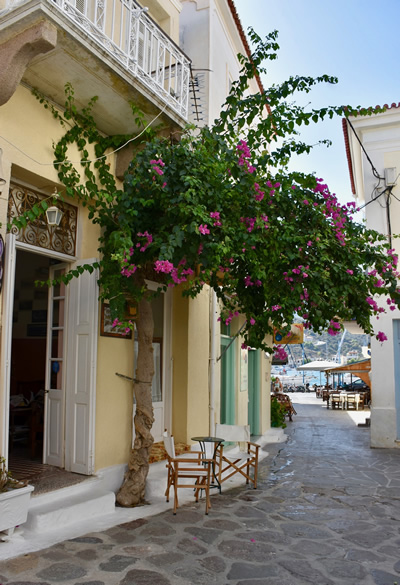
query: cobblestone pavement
1 394 400 585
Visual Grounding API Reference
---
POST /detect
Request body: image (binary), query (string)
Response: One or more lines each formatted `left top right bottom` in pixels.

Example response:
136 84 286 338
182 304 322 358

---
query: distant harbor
271 366 351 388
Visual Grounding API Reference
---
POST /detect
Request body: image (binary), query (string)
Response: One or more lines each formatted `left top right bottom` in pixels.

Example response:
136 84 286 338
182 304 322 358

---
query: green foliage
0 456 27 492
29 30 399 348
270 398 287 429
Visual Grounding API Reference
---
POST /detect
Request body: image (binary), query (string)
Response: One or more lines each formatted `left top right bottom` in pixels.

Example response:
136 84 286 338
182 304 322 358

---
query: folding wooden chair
162 431 213 514
214 424 260 489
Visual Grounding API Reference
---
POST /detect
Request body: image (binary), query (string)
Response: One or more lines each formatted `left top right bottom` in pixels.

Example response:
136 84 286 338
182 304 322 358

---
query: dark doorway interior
7 249 88 493
8 250 51 466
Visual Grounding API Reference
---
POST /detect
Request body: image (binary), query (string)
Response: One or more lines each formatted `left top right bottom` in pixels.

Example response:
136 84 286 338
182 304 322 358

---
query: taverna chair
214 424 260 489
162 431 213 514
346 393 359 410
330 392 342 410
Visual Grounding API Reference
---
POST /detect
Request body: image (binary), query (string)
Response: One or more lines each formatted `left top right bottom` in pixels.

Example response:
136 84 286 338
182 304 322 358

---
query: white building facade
343 105 400 448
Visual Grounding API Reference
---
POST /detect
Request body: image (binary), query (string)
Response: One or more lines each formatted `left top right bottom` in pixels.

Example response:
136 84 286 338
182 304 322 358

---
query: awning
296 360 339 372
325 359 371 387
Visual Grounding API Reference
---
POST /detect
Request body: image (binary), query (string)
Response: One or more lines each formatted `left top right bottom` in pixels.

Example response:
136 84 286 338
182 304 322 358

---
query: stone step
25 485 116 533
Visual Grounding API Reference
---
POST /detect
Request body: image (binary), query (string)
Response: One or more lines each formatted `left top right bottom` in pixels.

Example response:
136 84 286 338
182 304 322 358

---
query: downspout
209 290 218 434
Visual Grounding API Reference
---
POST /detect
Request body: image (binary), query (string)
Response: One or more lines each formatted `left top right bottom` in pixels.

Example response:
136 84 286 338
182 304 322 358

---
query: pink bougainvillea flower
121 265 137 277
154 259 174 273
346 269 353 275
250 317 256 326
273 345 288 361
376 331 388 342
210 212 221 226
199 224 210 235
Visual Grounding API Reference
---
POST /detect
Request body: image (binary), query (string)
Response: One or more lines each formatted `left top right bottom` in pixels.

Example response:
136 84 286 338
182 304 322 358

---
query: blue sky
233 0 400 206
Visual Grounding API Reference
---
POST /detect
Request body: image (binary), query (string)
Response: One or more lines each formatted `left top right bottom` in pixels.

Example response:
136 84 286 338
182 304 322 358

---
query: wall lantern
46 189 63 226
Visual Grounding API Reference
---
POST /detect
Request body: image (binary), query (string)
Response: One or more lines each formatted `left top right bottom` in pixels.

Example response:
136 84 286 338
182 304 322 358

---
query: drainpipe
209 290 218 435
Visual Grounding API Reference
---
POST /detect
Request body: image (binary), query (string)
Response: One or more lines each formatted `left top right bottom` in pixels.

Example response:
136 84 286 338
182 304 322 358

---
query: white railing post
94 0 105 32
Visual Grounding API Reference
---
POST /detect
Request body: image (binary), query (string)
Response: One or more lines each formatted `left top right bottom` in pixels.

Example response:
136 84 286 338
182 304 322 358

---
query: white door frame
0 236 94 468
0 233 17 463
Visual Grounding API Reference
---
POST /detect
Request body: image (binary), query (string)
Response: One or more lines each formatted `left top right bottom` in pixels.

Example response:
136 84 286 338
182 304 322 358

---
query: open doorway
7 249 87 492
8 250 53 466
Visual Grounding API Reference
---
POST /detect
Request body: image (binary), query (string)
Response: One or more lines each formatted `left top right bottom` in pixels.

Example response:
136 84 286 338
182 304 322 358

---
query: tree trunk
116 294 154 507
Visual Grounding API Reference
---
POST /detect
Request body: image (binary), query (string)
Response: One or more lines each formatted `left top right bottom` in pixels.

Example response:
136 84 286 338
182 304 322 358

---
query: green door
248 349 260 435
220 335 235 424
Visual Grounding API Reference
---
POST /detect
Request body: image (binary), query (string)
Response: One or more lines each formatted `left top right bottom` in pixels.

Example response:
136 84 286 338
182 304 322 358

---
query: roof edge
227 0 265 97
342 118 356 196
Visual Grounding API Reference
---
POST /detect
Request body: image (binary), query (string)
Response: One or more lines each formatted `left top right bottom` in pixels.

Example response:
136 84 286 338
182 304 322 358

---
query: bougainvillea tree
31 30 399 506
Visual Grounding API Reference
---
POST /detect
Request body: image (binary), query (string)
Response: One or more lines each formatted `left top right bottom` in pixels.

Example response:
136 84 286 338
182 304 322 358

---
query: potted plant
0 456 34 536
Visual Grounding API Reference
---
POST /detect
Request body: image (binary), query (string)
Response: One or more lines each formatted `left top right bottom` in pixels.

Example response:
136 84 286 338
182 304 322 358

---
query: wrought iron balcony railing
2 0 190 120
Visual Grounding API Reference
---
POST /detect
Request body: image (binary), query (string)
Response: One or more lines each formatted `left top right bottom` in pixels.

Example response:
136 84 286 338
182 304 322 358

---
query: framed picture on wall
100 302 132 339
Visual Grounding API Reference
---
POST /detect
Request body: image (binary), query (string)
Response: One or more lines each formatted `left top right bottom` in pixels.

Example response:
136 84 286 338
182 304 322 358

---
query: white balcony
0 0 190 132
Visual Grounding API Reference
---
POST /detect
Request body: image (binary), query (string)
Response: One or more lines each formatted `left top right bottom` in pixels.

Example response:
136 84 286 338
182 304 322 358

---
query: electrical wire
386 188 393 248
346 118 382 180
357 183 391 211
0 103 168 168
346 117 399 247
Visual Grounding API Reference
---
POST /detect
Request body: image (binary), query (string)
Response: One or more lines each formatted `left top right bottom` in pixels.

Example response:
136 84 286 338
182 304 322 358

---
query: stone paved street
1 394 400 584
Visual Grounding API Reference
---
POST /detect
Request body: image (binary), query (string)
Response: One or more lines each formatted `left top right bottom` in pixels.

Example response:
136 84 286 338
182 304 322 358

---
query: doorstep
24 475 115 533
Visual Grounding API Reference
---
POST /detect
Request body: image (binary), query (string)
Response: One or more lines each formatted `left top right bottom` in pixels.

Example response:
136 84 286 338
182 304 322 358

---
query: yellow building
0 0 273 508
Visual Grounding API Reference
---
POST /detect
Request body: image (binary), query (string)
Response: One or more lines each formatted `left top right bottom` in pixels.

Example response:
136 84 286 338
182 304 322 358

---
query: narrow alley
1 393 400 585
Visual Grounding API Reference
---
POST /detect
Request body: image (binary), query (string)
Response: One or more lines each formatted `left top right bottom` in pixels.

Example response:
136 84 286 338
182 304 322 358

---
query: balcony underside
0 0 187 136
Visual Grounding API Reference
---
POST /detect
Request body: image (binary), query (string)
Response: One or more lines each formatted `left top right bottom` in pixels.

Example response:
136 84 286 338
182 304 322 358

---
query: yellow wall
0 86 61 233
0 84 134 471
172 286 210 444
95 333 135 469
187 288 210 440
172 290 189 441
146 0 182 42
